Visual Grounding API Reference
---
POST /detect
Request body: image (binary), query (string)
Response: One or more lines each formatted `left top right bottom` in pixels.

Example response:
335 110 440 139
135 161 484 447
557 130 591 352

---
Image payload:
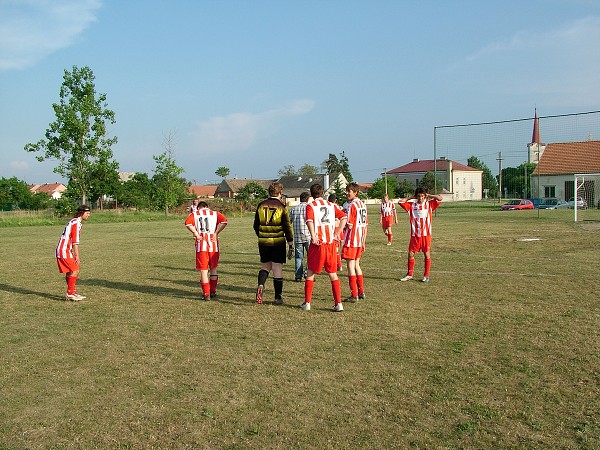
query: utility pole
497 152 503 202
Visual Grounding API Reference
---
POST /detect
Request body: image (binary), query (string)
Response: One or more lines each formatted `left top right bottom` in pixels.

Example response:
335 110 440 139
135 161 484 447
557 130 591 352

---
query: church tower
527 109 546 163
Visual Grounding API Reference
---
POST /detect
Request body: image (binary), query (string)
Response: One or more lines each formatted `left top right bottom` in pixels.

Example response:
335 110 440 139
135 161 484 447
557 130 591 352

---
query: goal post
574 173 600 222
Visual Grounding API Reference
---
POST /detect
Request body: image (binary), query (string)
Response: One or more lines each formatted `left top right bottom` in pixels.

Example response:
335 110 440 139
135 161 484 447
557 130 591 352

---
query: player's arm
428 194 443 201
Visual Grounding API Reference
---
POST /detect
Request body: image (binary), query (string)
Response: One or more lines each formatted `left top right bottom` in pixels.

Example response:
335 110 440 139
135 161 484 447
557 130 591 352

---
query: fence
433 110 600 203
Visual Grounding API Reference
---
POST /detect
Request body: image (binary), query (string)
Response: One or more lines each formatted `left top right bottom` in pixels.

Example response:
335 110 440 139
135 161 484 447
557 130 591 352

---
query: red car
501 199 534 210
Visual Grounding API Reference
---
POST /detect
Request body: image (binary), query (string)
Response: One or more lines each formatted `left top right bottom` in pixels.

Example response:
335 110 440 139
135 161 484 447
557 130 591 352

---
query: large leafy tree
367 176 398 199
0 177 51 210
499 162 536 198
119 173 155 210
278 164 296 176
321 151 353 182
419 171 446 194
468 156 499 198
298 163 318 175
234 181 268 210
24 66 118 205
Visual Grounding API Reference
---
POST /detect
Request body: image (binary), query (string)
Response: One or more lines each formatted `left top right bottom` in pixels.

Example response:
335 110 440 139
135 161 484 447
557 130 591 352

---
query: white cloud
10 160 29 170
0 0 101 71
190 99 316 153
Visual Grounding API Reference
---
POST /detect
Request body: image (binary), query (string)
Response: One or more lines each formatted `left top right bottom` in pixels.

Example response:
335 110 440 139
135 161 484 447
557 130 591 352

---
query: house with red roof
386 157 483 201
29 183 67 200
529 110 600 206
189 184 217 198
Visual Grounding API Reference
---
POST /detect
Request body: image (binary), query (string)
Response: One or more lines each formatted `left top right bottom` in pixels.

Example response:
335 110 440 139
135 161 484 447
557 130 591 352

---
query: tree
419 172 445 194
367 176 397 199
278 164 297 176
0 177 51 211
499 162 536 198
152 132 187 215
395 179 416 198
234 181 268 210
298 163 319 175
119 173 155 210
24 66 118 205
468 156 499 198
215 166 230 178
321 151 353 182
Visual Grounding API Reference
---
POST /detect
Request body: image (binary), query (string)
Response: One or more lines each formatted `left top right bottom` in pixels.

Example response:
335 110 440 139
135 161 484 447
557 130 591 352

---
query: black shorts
259 244 286 264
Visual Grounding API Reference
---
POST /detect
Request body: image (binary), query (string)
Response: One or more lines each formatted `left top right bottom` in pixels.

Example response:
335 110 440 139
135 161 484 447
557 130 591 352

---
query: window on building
544 186 556 198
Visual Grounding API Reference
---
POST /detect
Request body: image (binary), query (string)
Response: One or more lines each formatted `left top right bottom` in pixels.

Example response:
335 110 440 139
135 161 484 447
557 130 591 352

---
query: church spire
531 108 541 144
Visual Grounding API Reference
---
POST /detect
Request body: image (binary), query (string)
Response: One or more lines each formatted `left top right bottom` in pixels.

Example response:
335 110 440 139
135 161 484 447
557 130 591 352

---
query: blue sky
1 0 599 185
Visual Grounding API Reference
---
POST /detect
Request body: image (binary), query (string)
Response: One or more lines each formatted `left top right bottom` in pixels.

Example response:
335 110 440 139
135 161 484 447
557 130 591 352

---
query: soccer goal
574 173 600 222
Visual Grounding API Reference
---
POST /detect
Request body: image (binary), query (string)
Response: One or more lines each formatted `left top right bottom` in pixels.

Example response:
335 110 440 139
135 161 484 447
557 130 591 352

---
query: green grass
1 206 599 448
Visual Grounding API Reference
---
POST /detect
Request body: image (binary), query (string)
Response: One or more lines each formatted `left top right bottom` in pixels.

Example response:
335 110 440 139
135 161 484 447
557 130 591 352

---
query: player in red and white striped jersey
398 187 442 282
342 183 368 301
56 205 91 301
379 193 398 245
185 201 228 300
301 184 347 312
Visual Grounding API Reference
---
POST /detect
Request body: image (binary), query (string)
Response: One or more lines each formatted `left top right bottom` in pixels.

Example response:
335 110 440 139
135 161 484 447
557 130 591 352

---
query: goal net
574 173 600 222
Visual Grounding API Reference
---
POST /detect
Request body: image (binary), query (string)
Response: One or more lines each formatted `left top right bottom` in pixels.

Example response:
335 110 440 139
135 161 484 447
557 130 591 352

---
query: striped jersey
185 208 228 252
398 199 441 237
56 217 82 259
380 200 396 218
306 198 347 244
343 198 368 248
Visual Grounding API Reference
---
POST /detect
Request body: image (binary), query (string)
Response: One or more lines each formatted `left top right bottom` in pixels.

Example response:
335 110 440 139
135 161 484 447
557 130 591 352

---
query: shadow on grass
0 283 64 302
82 278 193 300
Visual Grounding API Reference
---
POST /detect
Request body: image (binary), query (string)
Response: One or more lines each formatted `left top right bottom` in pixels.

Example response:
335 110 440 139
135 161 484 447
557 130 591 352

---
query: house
531 140 600 204
29 183 67 200
214 178 275 198
189 185 217 198
386 158 483 201
276 173 348 199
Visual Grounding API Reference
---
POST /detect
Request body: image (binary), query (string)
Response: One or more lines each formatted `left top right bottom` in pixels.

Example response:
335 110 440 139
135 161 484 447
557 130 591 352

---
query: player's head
414 187 427 203
198 201 208 208
382 193 389 201
310 184 324 199
268 182 283 197
345 182 359 200
328 193 337 203
75 205 91 219
192 199 199 205
300 192 309 203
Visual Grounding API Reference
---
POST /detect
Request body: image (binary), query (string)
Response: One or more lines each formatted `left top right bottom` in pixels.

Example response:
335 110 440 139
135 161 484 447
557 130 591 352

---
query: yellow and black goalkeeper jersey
253 197 294 246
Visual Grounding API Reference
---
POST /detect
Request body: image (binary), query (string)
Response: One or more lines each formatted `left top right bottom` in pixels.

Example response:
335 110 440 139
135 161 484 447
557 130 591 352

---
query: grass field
1 206 599 449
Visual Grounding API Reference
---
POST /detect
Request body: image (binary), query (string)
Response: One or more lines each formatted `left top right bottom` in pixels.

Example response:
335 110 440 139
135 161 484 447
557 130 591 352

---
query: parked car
567 197 588 209
538 198 569 209
528 198 543 209
501 199 534 210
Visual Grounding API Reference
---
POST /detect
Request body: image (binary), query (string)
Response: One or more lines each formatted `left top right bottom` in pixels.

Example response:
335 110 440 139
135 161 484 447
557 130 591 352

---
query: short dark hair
310 184 324 198
198 201 209 208
328 194 337 203
299 192 310 202
268 182 283 197
414 187 426 196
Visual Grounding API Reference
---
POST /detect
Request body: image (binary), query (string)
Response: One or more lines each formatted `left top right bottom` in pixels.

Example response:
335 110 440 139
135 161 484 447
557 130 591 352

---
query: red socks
408 258 415 276
66 275 77 294
424 258 432 277
304 279 314 303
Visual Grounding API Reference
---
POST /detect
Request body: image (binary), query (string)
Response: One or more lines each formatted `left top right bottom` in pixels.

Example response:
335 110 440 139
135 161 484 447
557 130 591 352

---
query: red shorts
307 242 338 274
196 251 219 270
408 235 432 253
381 216 393 230
57 257 79 273
342 246 364 261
